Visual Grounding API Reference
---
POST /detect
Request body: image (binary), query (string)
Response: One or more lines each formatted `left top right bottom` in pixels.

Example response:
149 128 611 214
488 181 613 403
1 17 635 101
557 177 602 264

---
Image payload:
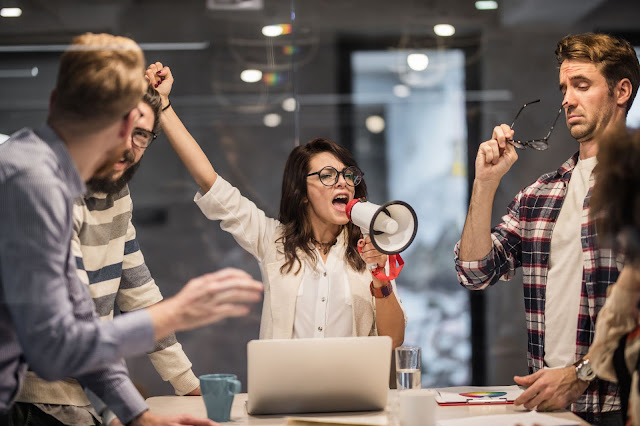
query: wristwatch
370 281 393 298
574 358 596 382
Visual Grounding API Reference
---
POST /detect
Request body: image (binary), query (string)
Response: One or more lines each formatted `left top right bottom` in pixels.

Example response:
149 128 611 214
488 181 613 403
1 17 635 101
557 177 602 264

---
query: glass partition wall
1 0 636 396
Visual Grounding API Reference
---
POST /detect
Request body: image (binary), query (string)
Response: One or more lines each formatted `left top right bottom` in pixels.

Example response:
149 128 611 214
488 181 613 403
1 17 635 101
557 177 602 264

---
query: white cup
399 389 436 426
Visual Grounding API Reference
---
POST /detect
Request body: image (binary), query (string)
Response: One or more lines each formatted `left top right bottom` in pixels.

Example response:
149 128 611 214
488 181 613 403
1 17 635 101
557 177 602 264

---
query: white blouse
293 245 354 338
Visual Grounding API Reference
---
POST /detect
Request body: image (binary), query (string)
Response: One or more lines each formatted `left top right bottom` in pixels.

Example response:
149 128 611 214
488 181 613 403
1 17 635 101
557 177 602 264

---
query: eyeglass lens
132 128 153 148
319 166 362 187
509 100 561 151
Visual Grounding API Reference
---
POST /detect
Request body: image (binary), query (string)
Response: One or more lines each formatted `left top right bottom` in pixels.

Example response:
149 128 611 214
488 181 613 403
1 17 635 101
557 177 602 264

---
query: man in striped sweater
13 86 201 425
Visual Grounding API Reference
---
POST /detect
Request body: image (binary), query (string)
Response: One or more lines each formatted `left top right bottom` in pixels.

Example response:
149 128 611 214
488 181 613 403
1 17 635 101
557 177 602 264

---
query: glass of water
395 346 421 390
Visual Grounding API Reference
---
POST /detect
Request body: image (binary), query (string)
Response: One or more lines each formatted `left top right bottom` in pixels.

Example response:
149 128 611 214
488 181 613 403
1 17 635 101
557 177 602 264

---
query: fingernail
157 71 162 75
157 80 162 86
154 83 158 88
160 76 165 81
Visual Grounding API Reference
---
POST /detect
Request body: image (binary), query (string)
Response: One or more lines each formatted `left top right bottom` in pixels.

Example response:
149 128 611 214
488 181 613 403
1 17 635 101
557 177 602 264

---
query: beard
86 154 141 195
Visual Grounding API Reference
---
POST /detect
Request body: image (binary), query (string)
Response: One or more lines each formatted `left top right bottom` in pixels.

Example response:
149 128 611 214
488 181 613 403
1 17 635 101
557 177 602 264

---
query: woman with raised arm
146 63 405 348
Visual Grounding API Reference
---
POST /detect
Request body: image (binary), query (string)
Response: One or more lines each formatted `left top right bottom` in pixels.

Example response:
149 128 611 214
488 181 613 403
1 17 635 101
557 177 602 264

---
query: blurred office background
1 0 639 396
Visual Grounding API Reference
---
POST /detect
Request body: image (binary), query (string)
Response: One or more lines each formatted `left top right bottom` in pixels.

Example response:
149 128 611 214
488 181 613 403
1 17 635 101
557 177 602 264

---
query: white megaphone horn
345 198 418 260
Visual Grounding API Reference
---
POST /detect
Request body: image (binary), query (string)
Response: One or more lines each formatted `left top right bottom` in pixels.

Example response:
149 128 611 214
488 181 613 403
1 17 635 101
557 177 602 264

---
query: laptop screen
247 336 392 415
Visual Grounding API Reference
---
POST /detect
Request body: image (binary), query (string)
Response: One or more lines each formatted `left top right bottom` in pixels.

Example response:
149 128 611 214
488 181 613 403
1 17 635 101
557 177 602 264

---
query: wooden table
147 392 589 425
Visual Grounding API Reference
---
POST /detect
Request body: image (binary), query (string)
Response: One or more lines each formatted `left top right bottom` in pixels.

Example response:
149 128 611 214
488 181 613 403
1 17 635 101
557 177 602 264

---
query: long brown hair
591 127 640 265
278 138 367 274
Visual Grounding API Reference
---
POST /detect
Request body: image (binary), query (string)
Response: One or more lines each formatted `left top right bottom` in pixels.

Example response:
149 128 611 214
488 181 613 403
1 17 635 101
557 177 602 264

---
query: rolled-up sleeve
454 195 522 290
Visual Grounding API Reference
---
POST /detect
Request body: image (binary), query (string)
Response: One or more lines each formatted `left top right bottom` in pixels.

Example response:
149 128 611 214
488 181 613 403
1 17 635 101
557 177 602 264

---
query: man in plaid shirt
455 33 640 424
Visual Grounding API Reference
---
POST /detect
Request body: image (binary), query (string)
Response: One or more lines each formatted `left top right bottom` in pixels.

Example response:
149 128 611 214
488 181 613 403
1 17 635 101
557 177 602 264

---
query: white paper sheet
433 385 524 404
286 412 388 425
436 410 580 426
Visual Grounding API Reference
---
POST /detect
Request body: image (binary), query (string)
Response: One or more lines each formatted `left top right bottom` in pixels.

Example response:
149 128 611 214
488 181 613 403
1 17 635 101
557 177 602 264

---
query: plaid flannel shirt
454 152 622 418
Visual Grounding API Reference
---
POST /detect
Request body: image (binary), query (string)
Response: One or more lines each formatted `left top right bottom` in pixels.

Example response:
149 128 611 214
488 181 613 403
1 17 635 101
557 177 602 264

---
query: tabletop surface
147 392 590 425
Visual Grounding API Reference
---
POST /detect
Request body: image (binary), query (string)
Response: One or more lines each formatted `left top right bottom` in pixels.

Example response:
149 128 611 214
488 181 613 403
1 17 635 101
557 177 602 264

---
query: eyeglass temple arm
541 107 563 140
510 99 541 128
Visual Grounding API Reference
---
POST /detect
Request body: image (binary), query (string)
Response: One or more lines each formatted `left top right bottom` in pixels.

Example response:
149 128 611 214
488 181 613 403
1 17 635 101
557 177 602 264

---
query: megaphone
345 198 418 257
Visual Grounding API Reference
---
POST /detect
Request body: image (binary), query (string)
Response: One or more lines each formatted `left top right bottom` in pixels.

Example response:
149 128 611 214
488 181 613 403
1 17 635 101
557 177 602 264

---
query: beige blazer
195 176 404 339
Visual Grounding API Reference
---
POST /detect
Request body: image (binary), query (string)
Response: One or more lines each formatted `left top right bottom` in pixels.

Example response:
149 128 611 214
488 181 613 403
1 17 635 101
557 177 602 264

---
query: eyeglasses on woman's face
306 166 364 187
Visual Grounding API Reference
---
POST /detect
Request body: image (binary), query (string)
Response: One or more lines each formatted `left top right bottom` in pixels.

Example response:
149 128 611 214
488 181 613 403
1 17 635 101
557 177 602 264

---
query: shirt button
321 297 326 302
318 326 323 331
323 272 327 277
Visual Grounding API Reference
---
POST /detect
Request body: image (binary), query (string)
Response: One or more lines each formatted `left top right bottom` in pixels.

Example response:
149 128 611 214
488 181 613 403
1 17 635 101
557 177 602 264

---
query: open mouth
332 194 349 212
113 158 130 170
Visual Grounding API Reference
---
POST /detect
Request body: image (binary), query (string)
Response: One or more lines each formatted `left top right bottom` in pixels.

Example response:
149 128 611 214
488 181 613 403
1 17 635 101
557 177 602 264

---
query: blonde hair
50 33 146 129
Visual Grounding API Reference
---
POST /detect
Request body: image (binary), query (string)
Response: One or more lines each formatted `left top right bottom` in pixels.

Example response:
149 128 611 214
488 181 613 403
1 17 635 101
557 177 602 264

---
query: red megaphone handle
372 254 404 281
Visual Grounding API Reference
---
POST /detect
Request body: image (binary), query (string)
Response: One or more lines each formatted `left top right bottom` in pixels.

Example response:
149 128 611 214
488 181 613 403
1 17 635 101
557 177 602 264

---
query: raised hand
475 124 519 186
145 62 174 105
172 268 263 330
148 268 263 340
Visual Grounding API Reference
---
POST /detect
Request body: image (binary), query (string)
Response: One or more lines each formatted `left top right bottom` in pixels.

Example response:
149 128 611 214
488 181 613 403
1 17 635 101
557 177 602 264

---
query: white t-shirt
544 156 597 368
292 246 354 338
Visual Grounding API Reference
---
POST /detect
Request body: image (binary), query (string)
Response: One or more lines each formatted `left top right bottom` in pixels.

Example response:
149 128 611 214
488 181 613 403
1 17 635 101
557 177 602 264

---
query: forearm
459 179 499 261
160 105 217 194
147 337 200 395
374 290 405 349
11 273 155 380
147 298 182 341
79 365 148 424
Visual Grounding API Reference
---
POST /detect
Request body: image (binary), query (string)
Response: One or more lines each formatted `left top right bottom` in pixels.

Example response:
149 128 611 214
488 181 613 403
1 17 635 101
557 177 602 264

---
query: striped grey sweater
17 185 199 407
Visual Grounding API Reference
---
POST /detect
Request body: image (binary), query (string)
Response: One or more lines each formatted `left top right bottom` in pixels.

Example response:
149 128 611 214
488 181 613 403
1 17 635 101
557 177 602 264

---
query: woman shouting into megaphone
146 63 405 348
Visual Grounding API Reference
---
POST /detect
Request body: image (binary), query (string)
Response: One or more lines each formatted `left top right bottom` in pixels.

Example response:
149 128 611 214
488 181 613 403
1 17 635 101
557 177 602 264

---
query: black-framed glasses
509 99 562 151
306 166 364 187
131 127 157 149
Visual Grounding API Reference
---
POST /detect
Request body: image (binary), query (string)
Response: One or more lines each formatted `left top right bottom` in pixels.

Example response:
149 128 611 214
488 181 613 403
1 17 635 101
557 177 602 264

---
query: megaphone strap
372 254 404 281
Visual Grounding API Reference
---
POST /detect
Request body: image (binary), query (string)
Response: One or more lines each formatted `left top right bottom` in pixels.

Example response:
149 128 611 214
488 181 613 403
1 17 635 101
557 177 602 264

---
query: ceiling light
475 0 498 10
393 84 411 98
262 25 283 37
1 7 22 17
263 113 282 128
365 115 385 134
434 24 455 37
240 69 262 83
0 42 209 53
407 53 429 71
0 67 38 78
282 97 297 112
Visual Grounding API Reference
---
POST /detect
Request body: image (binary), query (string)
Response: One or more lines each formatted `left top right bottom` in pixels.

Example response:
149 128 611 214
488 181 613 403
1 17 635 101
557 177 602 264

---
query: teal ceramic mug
199 373 241 422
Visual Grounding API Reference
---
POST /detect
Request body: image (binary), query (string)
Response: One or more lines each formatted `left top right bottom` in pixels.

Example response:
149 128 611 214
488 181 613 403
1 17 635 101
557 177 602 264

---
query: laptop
247 336 392 415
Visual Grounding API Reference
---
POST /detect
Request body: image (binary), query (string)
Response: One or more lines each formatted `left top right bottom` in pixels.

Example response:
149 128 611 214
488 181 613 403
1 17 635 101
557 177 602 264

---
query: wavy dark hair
144 85 162 134
278 138 368 274
591 127 640 264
